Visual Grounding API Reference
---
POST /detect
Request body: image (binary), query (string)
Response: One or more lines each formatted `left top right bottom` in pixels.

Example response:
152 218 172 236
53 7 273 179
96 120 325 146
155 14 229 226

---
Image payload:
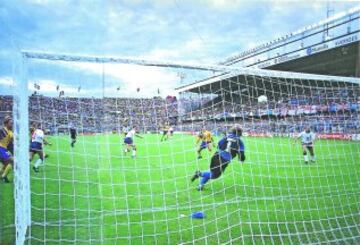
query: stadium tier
1 95 178 134
220 6 360 78
176 72 360 138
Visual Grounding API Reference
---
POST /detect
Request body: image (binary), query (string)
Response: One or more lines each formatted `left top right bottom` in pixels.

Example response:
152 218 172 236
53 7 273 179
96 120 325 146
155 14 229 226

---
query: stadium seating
0 91 359 135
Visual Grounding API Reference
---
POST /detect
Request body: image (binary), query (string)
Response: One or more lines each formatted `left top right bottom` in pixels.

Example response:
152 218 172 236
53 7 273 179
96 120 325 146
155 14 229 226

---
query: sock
311 156 315 161
304 155 308 162
132 150 136 157
2 164 12 178
34 159 43 168
199 171 212 187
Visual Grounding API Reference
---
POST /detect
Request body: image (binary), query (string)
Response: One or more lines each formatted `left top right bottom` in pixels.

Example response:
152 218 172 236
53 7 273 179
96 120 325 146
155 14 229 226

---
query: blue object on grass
191 211 205 219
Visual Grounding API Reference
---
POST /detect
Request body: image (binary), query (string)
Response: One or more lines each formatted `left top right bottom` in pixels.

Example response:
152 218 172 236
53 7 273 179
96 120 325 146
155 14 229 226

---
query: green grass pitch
1 134 360 244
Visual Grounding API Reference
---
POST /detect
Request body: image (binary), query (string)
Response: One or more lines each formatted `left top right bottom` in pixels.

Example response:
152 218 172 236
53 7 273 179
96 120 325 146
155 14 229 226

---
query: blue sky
0 0 359 97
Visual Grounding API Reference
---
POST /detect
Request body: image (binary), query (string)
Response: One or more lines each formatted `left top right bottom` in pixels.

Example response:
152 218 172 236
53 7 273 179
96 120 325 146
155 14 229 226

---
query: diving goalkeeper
191 125 246 191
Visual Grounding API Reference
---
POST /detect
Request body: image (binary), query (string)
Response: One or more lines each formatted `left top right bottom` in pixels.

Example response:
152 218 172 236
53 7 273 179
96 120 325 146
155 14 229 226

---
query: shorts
200 141 210 150
124 137 133 145
302 143 313 151
0 147 11 162
209 153 230 179
30 142 43 152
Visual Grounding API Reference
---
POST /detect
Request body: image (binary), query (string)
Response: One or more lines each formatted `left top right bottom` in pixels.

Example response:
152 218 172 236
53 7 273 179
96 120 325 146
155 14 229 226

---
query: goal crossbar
22 51 360 89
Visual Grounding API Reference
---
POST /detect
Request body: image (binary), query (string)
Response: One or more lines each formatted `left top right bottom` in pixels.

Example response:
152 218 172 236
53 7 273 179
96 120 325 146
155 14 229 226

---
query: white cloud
2 0 359 100
0 76 94 97
28 79 78 93
0 77 13 86
208 0 238 9
63 61 180 98
25 0 71 5
144 49 182 61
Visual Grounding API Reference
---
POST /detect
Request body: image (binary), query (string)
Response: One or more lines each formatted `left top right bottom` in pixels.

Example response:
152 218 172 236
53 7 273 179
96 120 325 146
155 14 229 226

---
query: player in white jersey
295 127 316 164
123 126 143 158
30 125 51 172
122 125 130 137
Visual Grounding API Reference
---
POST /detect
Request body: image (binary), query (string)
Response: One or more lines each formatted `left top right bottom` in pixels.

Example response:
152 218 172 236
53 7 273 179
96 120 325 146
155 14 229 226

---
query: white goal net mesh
8 51 360 244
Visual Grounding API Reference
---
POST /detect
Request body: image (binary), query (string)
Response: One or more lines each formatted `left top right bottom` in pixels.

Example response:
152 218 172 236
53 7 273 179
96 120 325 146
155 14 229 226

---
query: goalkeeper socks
200 171 212 186
132 150 136 158
34 159 43 168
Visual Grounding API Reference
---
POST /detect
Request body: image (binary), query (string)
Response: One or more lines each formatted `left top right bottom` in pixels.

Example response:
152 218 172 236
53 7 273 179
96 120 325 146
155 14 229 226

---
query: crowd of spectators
177 113 360 135
178 87 360 135
0 86 359 136
181 90 360 121
0 95 178 134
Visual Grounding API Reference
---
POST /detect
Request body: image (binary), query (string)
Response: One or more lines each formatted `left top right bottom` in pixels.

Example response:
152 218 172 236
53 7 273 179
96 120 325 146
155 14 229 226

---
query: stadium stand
1 86 358 136
0 95 178 134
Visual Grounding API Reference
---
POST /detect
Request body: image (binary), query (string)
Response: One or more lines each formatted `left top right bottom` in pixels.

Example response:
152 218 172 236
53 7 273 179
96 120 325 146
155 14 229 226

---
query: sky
0 0 359 98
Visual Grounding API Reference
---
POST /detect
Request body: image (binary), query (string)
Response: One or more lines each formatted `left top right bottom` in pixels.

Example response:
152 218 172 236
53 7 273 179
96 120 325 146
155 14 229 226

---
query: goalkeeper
191 125 245 191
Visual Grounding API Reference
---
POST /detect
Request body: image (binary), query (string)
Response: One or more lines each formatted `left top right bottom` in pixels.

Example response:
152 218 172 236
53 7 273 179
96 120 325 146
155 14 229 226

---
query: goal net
10 51 360 244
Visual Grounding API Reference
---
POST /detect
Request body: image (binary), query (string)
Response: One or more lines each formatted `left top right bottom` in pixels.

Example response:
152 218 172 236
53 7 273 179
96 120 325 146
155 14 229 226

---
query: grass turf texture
1 134 360 244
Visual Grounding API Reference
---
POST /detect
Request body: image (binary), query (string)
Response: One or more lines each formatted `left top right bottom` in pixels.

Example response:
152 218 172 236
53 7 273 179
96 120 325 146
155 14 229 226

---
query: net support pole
14 51 30 245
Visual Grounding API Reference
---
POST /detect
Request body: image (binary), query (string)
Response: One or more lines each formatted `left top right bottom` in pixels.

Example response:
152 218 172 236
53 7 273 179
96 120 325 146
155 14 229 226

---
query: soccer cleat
191 171 201 182
33 166 39 173
304 161 308 164
197 156 202 159
1 176 10 183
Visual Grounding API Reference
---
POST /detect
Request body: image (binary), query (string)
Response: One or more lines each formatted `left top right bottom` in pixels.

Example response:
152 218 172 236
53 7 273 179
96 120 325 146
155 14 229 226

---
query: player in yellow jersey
196 129 215 159
0 116 14 183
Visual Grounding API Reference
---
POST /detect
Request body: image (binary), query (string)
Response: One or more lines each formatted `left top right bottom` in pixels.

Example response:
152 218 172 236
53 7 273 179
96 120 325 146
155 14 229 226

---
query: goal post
12 50 360 244
13 52 30 245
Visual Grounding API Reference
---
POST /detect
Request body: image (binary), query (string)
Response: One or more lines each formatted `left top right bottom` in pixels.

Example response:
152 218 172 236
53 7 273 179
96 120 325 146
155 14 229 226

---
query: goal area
9 51 360 244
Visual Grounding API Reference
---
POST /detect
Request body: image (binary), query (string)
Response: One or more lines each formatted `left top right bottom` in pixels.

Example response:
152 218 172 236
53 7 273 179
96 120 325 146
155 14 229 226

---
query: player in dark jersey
191 125 246 191
160 124 170 142
70 125 77 147
168 126 174 138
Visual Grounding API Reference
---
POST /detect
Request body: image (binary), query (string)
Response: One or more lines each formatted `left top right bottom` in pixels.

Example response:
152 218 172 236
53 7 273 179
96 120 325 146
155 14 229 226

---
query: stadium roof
21 50 360 96
175 68 360 94
220 6 360 66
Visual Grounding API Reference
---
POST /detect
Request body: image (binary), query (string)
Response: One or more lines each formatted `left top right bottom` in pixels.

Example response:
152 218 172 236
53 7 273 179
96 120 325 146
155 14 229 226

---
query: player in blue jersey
191 125 246 191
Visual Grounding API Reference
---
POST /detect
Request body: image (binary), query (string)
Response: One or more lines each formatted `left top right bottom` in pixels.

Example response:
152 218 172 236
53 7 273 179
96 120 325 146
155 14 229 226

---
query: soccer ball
258 95 268 103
